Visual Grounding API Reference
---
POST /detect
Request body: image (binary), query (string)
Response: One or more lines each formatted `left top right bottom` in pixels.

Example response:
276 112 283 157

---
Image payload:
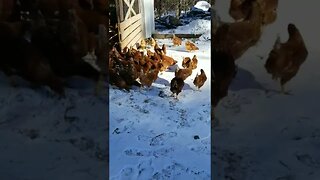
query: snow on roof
194 1 211 12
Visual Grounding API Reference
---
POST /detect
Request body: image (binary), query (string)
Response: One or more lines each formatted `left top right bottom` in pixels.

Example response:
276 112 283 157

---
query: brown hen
185 41 199 52
160 55 177 72
214 0 263 60
191 55 198 70
182 57 192 69
193 69 207 90
139 68 159 88
170 77 184 99
172 34 182 46
229 0 278 25
212 49 237 107
175 66 192 81
264 23 308 94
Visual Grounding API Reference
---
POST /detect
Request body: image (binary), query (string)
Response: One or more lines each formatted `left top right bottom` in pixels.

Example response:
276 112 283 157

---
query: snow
110 19 211 179
0 75 108 179
160 19 211 41
213 0 320 179
193 1 211 12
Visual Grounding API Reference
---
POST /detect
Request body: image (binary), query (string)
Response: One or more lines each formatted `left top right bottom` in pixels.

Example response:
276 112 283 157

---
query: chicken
193 69 207 90
151 38 156 47
147 49 155 58
145 37 156 46
172 34 182 46
229 0 253 22
122 46 129 55
108 50 141 90
182 57 192 69
162 44 167 55
160 55 177 72
154 43 167 55
214 0 263 60
146 37 156 47
76 7 108 33
170 77 184 99
229 0 278 25
146 55 160 68
139 68 159 88
133 51 144 64
182 55 198 69
119 58 140 86
185 40 199 52
109 68 131 91
138 39 146 50
264 23 308 94
24 49 65 96
154 43 164 55
191 55 198 69
111 47 125 60
212 49 237 107
259 0 279 25
141 56 155 73
175 66 192 80
0 22 65 96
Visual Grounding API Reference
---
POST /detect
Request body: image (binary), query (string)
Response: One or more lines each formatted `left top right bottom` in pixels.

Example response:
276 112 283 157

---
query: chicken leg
280 84 292 95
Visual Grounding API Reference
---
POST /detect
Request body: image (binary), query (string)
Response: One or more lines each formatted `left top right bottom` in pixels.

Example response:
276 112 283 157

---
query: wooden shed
114 0 155 49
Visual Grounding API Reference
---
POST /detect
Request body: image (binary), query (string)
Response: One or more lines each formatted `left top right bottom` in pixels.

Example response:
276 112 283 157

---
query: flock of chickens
212 0 308 107
0 0 108 96
0 0 308 106
109 35 207 99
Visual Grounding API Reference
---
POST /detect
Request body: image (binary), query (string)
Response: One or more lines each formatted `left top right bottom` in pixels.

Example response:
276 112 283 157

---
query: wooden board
121 25 143 48
124 31 143 48
115 0 145 49
119 14 142 33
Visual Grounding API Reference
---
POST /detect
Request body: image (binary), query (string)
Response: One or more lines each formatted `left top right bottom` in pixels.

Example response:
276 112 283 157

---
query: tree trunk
175 0 181 17
159 0 162 17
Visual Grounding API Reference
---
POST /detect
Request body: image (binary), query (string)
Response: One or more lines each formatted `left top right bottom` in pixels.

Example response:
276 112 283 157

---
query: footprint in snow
213 148 253 180
152 162 210 179
137 134 152 141
69 136 95 151
137 160 154 179
17 129 40 140
152 162 187 179
150 132 178 146
124 147 174 158
132 104 150 114
153 147 175 158
190 145 210 155
169 100 177 108
295 153 320 168
189 138 210 155
124 149 152 157
311 129 320 139
221 93 250 114
112 121 135 134
119 167 135 180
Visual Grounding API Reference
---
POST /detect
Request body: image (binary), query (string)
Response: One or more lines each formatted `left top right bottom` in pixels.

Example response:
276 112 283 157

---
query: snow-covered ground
213 0 320 179
160 19 211 41
0 75 108 179
109 19 211 179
